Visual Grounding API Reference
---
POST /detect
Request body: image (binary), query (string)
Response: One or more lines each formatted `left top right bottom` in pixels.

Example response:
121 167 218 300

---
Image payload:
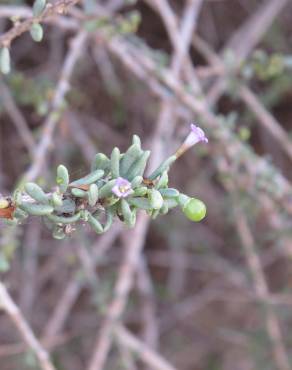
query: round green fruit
182 198 206 222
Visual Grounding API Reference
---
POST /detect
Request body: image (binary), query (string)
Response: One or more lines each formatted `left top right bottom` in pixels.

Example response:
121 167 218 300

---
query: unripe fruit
182 198 206 222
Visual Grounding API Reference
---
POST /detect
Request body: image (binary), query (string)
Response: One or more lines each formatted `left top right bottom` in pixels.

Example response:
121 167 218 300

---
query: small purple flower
112 177 133 198
175 123 208 158
184 124 208 147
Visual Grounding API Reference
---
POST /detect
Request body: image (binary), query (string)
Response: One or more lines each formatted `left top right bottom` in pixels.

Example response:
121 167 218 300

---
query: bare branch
0 281 56 370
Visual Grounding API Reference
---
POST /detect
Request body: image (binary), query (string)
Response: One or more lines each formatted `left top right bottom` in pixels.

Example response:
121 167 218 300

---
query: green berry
182 198 206 222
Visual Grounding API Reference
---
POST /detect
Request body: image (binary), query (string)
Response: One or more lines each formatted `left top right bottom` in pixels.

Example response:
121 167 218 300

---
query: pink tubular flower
185 124 208 145
112 177 133 198
175 123 208 158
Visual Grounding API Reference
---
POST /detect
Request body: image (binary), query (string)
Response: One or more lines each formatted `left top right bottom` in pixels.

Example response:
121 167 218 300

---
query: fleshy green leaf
0 47 11 75
131 176 143 188
148 189 163 210
87 213 104 234
110 147 120 178
71 188 87 198
155 171 168 189
20 203 53 216
159 188 179 198
133 186 148 197
132 134 141 148
51 192 63 207
88 183 99 206
99 179 116 198
30 23 44 42
70 169 104 187
120 199 135 227
56 165 69 193
128 197 152 210
127 151 150 180
33 0 46 16
120 144 142 177
24 182 48 204
91 153 110 171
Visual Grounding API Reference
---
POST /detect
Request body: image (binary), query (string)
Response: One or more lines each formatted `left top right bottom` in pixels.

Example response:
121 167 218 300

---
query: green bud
88 183 99 207
182 198 206 222
30 23 44 42
87 213 103 234
110 147 120 178
70 169 104 187
0 47 11 75
148 189 163 210
56 165 69 193
33 0 46 16
24 182 48 203
159 188 179 198
19 203 53 216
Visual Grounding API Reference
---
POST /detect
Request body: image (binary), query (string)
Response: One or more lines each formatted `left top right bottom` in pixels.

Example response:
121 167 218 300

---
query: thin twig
0 281 56 370
239 85 292 162
0 80 35 157
23 30 87 182
136 256 159 350
43 224 122 341
115 325 177 370
206 0 289 105
233 203 290 370
87 213 150 370
0 0 81 47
